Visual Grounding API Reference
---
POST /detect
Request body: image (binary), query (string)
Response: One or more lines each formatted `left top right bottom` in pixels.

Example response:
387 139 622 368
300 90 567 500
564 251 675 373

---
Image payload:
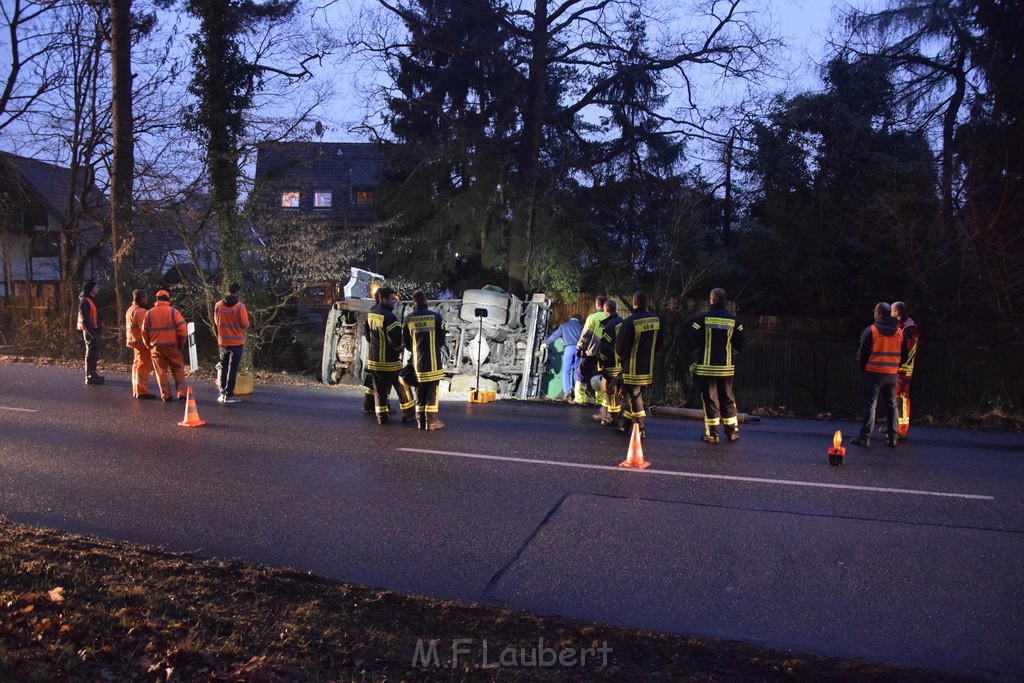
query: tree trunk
109 0 134 358
507 0 547 295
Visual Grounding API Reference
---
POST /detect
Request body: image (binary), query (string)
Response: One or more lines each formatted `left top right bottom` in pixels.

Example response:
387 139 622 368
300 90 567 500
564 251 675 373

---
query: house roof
255 142 384 187
0 152 79 222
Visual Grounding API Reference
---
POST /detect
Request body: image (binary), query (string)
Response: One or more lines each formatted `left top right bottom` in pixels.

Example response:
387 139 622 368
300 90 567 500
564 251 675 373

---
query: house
253 142 384 229
0 152 105 304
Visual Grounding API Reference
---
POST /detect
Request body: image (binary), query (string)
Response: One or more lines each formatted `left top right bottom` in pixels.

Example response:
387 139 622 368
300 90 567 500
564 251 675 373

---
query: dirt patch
0 520 968 682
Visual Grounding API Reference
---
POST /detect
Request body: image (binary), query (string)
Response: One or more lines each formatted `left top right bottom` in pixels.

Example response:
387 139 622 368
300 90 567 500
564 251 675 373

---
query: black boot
417 412 427 430
402 407 417 424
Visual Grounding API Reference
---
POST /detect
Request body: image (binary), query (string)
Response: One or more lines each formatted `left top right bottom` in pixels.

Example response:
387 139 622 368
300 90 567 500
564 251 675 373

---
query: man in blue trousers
545 314 583 401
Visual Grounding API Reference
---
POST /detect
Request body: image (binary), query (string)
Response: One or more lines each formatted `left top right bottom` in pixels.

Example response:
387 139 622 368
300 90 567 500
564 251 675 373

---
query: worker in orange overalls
214 282 250 404
125 289 156 399
142 290 189 402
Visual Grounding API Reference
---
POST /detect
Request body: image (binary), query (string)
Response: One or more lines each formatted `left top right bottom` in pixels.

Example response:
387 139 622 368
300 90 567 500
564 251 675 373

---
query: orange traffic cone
177 387 206 427
619 423 651 469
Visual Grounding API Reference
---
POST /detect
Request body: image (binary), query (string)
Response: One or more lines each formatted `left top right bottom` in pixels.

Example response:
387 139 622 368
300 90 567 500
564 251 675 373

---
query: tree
742 55 940 316
0 0 63 132
365 0 776 293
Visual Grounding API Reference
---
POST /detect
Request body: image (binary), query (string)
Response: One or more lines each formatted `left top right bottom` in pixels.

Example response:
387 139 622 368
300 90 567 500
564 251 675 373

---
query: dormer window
314 191 332 208
353 188 374 205
281 191 300 208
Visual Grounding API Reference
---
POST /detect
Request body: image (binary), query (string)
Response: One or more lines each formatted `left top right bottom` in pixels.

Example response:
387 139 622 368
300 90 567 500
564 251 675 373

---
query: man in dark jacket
615 292 661 437
594 300 624 427
78 280 104 385
687 288 745 443
365 287 415 425
852 302 907 448
544 314 583 401
403 289 447 430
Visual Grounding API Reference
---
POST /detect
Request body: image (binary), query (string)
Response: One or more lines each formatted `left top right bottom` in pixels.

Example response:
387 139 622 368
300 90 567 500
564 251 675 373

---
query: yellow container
468 389 496 404
232 370 254 396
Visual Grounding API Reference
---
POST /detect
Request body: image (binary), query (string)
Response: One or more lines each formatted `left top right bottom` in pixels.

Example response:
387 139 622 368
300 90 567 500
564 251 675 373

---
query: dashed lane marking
397 448 995 501
0 405 37 413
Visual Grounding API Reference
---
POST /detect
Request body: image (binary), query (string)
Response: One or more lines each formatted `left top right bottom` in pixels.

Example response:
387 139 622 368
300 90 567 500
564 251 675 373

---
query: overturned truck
321 278 551 399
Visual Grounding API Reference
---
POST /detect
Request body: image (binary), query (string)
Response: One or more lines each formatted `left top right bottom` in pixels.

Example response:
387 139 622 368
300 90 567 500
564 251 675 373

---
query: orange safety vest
214 300 249 346
77 298 98 331
125 303 147 347
865 326 904 374
143 301 187 347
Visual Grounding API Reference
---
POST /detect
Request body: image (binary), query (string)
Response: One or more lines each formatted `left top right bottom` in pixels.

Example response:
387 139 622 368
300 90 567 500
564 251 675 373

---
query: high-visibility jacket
77 295 100 332
616 310 662 386
403 307 446 383
365 303 403 372
598 313 624 374
214 297 249 347
898 317 919 378
125 303 148 348
576 310 608 357
142 301 187 348
865 325 904 374
688 303 745 377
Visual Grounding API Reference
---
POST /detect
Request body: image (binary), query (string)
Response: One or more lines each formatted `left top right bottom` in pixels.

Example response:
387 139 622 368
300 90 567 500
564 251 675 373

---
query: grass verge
0 520 969 682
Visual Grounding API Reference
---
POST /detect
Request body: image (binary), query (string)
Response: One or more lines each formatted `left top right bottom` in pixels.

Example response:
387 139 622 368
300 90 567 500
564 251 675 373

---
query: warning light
828 430 845 466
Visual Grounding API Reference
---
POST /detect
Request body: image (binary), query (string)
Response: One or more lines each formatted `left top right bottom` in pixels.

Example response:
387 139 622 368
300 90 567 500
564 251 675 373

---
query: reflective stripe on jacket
865 326 904 374
616 311 661 385
898 318 918 378
214 300 249 346
403 309 446 383
142 301 187 348
687 304 745 377
125 303 147 348
365 303 403 372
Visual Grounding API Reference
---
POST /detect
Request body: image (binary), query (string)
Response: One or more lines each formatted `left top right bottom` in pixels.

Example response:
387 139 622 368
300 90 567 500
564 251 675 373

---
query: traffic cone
177 387 206 427
619 423 651 469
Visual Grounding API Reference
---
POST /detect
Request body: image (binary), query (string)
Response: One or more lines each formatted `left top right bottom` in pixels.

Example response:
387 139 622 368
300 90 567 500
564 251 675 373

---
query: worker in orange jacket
214 282 250 404
851 302 906 448
125 289 155 399
142 290 189 402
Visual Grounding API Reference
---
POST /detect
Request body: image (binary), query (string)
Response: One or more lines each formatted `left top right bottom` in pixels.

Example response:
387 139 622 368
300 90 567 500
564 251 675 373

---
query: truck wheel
460 289 511 326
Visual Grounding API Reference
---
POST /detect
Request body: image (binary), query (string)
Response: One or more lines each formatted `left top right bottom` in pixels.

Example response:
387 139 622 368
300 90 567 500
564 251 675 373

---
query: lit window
314 191 332 208
354 189 374 205
281 191 300 208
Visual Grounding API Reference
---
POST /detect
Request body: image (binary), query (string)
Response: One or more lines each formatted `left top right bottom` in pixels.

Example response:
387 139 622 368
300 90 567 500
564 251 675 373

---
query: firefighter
593 299 624 428
125 289 155 399
78 280 104 385
403 289 447 430
214 283 250 404
365 286 415 425
142 290 189 402
574 294 608 404
851 302 906 448
615 291 661 438
891 301 918 440
688 288 745 444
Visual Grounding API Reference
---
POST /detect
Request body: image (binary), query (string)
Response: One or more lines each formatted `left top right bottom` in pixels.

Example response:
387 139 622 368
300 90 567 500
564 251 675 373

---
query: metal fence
550 297 1024 418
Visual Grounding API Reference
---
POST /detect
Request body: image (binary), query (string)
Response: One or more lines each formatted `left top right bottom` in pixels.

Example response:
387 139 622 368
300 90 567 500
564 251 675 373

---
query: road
1 361 1022 679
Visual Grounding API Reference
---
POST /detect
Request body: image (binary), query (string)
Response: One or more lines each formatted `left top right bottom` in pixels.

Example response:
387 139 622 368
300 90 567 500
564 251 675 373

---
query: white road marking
397 448 995 501
0 405 36 413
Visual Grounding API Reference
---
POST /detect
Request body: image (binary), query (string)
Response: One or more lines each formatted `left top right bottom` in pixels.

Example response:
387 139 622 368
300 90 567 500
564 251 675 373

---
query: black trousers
622 384 647 423
415 380 440 413
83 330 101 379
369 370 413 415
218 345 244 396
697 375 738 438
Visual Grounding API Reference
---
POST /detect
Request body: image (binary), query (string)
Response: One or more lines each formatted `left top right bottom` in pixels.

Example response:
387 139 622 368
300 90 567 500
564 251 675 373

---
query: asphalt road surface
1 362 1022 679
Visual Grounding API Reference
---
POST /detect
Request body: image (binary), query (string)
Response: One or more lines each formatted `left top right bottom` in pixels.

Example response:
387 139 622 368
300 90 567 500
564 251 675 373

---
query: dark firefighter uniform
403 306 447 430
594 312 624 427
615 309 661 436
365 302 415 424
896 316 919 438
688 304 745 442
